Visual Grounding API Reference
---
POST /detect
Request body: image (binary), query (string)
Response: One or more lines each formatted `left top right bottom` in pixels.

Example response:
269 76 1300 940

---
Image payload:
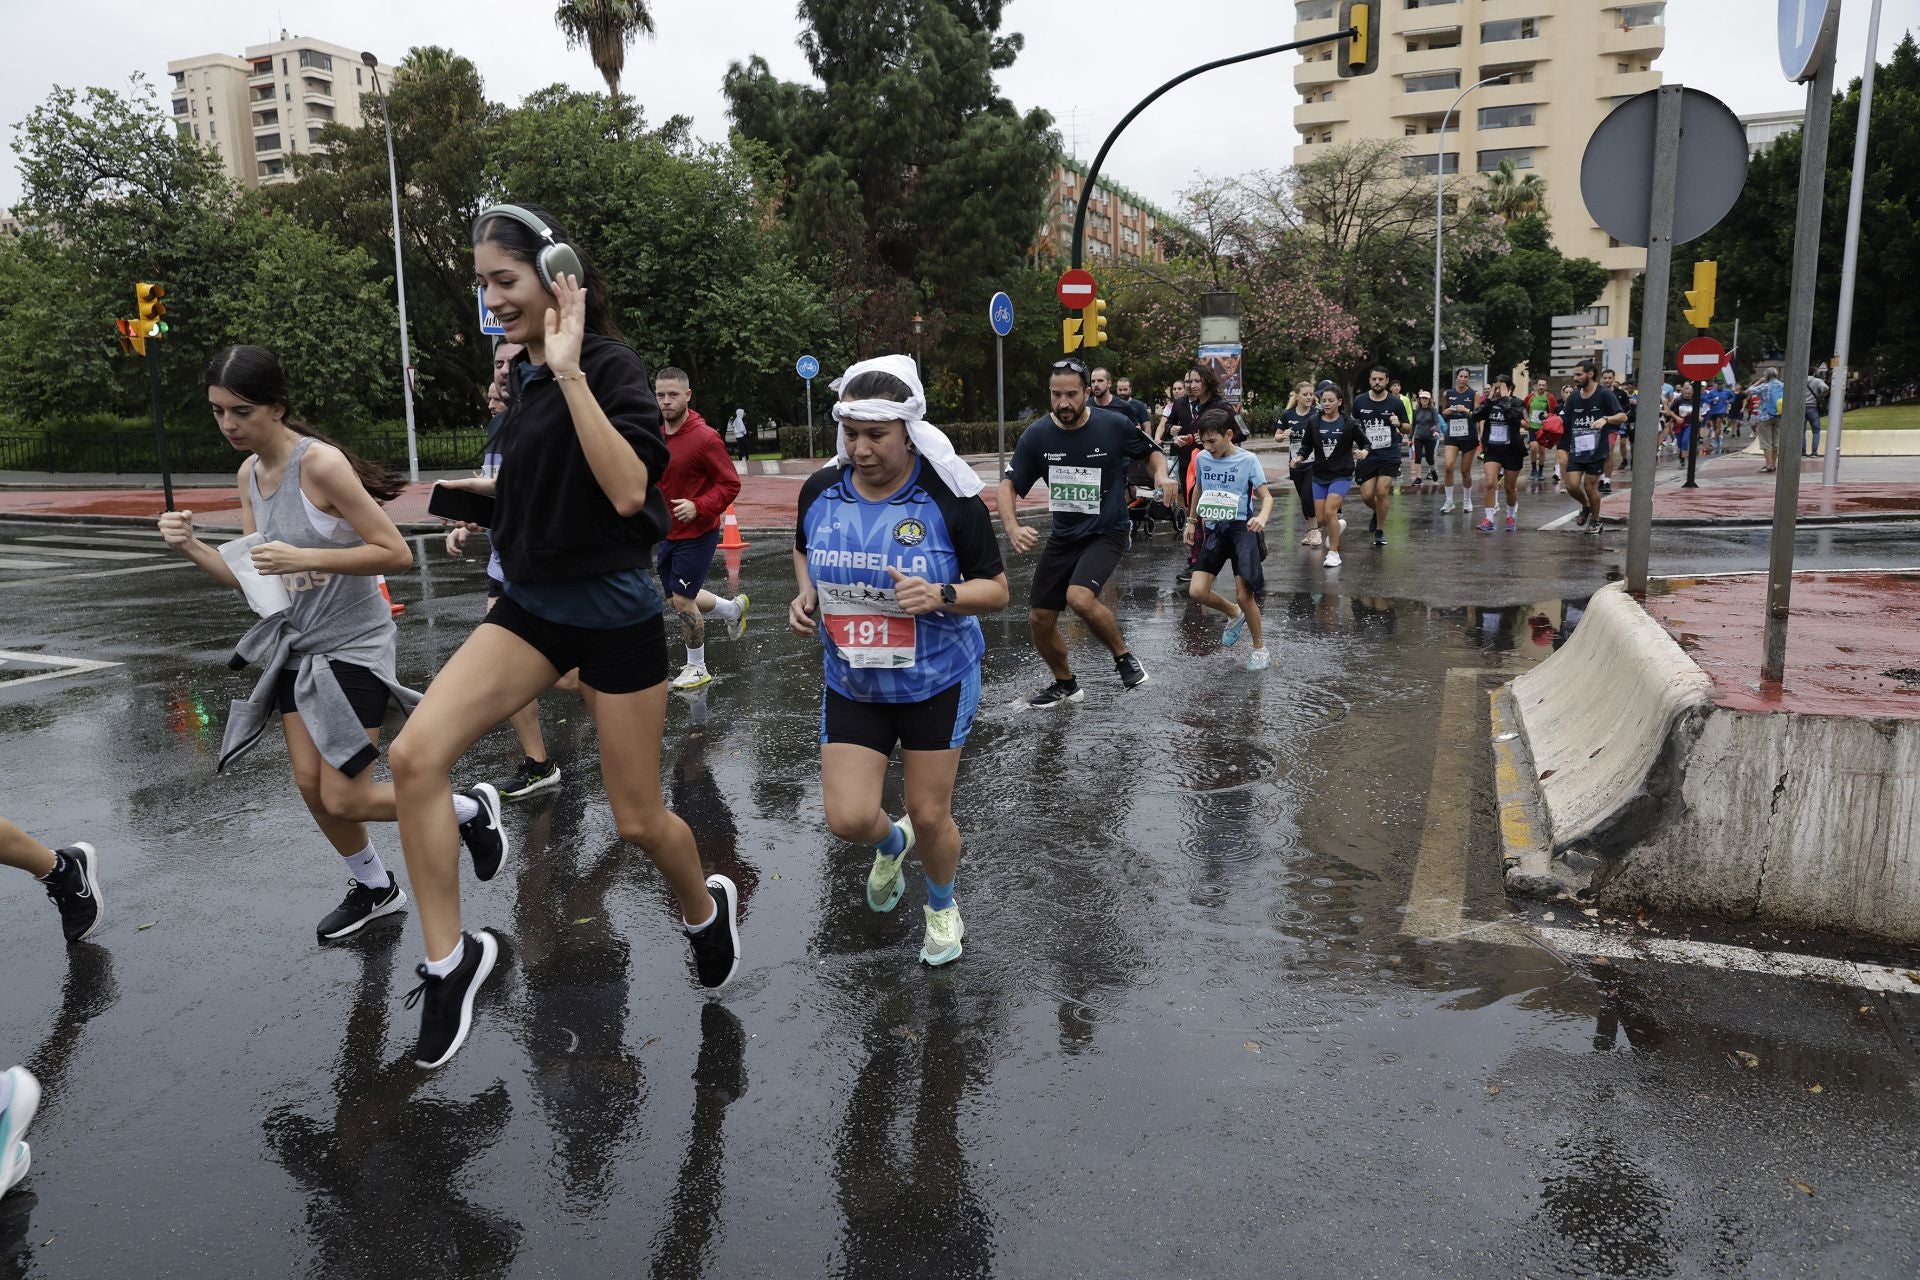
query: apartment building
1740 108 1802 157
1032 158 1179 268
1291 0 1669 348
168 34 396 188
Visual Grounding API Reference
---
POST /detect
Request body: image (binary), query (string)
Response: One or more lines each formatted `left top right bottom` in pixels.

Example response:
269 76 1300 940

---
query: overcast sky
3 0 1913 212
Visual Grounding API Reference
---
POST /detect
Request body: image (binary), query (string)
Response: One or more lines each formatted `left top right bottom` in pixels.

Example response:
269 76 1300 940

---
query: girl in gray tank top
160 345 507 947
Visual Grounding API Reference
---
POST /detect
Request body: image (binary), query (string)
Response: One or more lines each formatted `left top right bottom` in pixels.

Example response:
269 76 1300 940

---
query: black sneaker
1115 652 1150 690
407 928 500 1069
316 878 407 942
687 875 741 990
42 843 103 945
1599 479 1614 495
458 784 508 882
1025 678 1084 709
493 757 560 801
1372 530 1387 547
1574 508 1591 527
1174 568 1194 585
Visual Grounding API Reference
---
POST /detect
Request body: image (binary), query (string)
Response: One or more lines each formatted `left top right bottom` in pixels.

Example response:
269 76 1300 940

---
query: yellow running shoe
865 815 913 913
918 901 965 965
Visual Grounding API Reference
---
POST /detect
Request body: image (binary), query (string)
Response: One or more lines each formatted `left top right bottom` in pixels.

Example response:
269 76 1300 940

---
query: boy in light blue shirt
1184 411 1274 670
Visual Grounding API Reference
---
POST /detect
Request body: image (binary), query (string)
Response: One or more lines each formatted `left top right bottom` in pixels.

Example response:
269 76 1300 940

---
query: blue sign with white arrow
989 292 1014 337
796 354 820 380
477 287 505 337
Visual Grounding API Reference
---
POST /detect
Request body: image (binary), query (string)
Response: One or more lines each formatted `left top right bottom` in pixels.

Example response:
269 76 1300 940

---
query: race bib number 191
1047 465 1102 515
820 586 917 668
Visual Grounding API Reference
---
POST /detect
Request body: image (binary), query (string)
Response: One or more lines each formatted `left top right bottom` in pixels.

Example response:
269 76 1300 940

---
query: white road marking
0 558 74 571
0 650 123 688
1530 925 1920 996
0 546 161 560
16 534 178 548
0 561 196 590
1539 510 1579 530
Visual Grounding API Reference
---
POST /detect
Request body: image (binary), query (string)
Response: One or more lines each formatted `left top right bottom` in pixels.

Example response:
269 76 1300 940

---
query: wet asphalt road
2 484 1919 1279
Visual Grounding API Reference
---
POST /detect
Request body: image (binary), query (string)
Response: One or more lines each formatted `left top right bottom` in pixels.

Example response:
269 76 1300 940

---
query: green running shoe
865 815 913 913
918 902 965 966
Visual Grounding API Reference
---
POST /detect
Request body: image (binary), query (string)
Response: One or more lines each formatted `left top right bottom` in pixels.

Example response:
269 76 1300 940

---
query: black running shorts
1195 522 1265 593
1482 445 1528 473
820 670 981 754
1029 529 1129 612
277 661 391 729
1354 454 1401 484
482 592 668 695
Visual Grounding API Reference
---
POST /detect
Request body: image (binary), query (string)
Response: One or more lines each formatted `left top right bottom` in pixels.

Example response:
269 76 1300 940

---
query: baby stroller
1128 442 1178 536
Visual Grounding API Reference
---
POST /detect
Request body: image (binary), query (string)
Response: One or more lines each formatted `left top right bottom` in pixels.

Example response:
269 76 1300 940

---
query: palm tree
554 0 655 97
1483 158 1546 222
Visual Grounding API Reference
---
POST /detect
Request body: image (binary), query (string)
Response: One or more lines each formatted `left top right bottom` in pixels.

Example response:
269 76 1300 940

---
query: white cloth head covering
829 354 983 497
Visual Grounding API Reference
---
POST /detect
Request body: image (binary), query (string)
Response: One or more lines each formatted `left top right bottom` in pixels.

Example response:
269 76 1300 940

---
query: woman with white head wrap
788 355 1010 966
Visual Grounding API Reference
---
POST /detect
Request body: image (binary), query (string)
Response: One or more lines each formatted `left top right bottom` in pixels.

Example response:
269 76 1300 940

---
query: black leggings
1290 464 1315 520
1414 437 1436 467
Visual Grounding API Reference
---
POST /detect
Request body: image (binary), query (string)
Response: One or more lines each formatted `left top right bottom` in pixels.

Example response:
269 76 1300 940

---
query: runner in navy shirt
1439 367 1479 513
789 358 1009 966
1558 359 1627 534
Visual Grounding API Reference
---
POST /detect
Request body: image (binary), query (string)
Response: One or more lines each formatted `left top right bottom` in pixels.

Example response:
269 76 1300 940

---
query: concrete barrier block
1511 582 1712 850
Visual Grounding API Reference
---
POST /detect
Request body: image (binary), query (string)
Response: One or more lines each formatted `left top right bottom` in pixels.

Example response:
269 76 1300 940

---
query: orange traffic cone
719 504 750 550
377 574 405 616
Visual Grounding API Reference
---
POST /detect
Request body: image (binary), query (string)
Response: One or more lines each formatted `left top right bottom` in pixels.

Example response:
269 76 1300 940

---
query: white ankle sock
451 792 480 825
343 841 390 889
683 904 716 934
686 645 706 668
708 596 740 622
1509 503 1520 521
425 936 465 977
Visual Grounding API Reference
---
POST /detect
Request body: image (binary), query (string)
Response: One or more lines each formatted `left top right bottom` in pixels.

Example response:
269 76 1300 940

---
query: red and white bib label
820 584 917 668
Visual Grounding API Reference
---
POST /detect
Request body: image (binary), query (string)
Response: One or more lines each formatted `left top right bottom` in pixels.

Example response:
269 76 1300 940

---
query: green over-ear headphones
474 204 583 294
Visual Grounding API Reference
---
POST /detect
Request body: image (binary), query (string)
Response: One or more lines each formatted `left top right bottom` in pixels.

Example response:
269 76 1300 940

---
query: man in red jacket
654 367 748 690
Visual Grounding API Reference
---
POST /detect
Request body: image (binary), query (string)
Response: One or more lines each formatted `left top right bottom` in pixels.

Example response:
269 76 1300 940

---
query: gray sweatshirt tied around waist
218 436 421 778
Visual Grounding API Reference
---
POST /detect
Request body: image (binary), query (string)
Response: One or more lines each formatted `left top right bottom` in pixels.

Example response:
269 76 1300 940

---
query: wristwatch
939 583 957 606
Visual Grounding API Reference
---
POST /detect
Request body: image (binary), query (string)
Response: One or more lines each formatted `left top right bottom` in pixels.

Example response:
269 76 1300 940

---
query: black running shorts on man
1029 528 1129 612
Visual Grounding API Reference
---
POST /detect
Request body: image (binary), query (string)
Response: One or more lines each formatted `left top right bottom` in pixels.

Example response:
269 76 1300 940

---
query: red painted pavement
1617 481 1920 523
1644 570 1920 719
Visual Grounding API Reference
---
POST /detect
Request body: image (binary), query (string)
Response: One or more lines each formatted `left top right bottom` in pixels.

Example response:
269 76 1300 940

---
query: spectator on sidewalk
1752 367 1785 473
1805 373 1828 455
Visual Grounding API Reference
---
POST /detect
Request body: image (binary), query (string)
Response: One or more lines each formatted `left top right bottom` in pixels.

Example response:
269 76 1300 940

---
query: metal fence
0 430 490 475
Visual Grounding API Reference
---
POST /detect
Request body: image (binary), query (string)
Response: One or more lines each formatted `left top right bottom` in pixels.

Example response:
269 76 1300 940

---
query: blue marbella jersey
795 458 1005 704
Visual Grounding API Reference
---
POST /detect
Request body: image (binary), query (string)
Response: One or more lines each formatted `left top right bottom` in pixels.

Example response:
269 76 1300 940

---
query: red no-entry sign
1676 335 1728 380
1056 268 1097 308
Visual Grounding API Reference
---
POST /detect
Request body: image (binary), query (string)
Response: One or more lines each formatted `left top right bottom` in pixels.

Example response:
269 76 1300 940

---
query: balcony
1295 98 1348 128
1474 123 1547 153
1393 85 1468 119
251 110 279 128
248 65 274 85
1609 68 1662 97
1388 46 1466 77
1294 56 1341 89
1479 35 1549 67
1294 12 1340 39
302 88 334 108
1601 23 1666 57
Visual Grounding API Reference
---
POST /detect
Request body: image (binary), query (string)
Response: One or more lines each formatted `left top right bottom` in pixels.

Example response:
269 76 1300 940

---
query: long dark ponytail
204 345 406 503
472 203 624 341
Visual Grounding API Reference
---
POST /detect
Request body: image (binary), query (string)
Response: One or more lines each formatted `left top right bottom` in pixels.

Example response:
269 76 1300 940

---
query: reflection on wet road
2 510 1917 1277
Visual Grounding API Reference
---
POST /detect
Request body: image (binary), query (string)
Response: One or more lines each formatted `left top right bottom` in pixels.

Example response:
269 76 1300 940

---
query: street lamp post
1432 74 1510 406
912 313 924 372
362 51 419 483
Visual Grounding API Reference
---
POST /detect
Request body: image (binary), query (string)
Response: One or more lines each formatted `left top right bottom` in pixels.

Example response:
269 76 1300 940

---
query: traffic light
1338 1 1380 78
1682 260 1717 329
135 282 168 341
1062 316 1083 354
1081 298 1109 349
115 317 146 358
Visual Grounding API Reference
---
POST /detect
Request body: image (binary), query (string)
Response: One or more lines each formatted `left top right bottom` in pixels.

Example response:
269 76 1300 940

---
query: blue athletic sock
925 875 955 911
875 821 907 859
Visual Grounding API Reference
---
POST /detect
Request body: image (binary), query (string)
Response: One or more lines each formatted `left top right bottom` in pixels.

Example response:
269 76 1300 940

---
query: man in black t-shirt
998 358 1173 707
1351 365 1409 546
1559 360 1627 534
1091 367 1149 427
1114 377 1151 426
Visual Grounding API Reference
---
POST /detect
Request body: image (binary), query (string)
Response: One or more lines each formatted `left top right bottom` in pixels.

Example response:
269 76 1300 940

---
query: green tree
1680 34 1920 382
490 86 843 427
554 0 655 97
274 47 499 427
1450 213 1609 380
1 76 398 428
1480 158 1546 222
722 0 1055 413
